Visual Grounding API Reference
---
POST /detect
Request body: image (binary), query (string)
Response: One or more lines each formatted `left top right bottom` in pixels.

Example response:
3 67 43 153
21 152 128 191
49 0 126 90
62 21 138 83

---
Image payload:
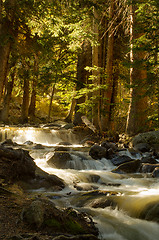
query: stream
1 126 159 240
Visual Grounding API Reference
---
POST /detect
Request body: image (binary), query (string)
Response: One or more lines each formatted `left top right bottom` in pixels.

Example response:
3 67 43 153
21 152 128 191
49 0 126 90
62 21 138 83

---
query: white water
1 126 159 240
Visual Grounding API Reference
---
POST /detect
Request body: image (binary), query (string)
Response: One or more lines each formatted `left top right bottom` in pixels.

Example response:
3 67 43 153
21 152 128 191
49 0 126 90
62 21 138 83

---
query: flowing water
1 126 159 240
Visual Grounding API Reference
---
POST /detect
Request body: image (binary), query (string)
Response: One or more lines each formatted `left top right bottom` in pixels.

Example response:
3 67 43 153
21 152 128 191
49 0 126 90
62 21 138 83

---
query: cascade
1 126 159 240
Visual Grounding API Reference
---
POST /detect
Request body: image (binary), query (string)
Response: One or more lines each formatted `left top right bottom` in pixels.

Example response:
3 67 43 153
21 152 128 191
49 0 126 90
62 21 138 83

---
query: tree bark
0 0 16 101
29 54 39 118
48 82 56 121
65 97 76 123
21 67 30 124
92 5 100 129
101 0 115 132
126 4 148 136
0 78 14 123
73 41 92 125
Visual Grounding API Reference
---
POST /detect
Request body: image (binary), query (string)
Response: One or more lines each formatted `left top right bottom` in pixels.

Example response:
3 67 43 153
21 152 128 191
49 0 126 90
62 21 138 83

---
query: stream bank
1 124 159 240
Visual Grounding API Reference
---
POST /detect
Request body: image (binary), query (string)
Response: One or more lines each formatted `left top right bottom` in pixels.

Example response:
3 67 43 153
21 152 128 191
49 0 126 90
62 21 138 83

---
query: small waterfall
1 126 159 240
0 127 80 145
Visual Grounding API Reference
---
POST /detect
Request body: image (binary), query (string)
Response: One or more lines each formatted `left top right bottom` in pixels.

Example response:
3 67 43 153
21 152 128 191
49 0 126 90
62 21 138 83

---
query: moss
44 218 61 230
65 220 86 234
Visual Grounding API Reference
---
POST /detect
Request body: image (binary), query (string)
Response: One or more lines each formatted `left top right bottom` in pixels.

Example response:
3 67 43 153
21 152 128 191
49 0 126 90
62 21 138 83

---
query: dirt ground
0 189 53 240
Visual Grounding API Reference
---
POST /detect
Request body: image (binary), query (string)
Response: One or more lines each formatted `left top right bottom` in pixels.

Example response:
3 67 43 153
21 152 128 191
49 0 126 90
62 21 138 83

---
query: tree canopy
0 0 158 135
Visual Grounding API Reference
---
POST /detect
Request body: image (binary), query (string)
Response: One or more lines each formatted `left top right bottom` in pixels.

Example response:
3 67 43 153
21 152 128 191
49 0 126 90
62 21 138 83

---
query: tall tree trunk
73 41 92 125
0 43 11 101
65 97 76 123
0 73 15 123
126 4 148 136
0 0 16 101
29 54 39 118
48 82 56 121
21 67 30 124
92 5 100 130
109 60 119 131
101 0 115 132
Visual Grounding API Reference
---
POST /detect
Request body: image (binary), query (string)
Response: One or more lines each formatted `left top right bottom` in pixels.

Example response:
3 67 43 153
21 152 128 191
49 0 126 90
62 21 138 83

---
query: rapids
1 126 159 240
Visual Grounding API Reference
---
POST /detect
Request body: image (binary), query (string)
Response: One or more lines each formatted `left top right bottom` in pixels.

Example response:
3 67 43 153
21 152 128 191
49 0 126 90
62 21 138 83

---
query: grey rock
89 145 107 160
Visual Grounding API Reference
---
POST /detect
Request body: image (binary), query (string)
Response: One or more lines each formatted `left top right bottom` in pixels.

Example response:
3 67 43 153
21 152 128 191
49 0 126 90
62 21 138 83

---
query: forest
0 0 158 136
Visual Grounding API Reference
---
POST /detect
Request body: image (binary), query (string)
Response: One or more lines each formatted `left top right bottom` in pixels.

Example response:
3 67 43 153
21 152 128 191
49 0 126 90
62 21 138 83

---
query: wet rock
32 144 45 149
140 163 159 173
141 156 157 164
62 123 74 129
1 138 17 146
88 174 101 183
42 123 61 128
74 183 98 191
89 145 107 160
131 130 159 148
152 167 159 177
127 148 140 157
133 143 151 153
112 159 141 174
55 146 70 152
90 198 117 209
21 199 98 236
101 141 117 151
58 142 72 146
23 140 34 145
0 146 36 181
47 151 73 168
35 167 65 189
139 202 159 222
111 155 133 166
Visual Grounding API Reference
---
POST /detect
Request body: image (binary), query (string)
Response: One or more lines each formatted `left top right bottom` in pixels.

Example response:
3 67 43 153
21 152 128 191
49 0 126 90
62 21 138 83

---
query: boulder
21 200 44 228
0 146 65 191
111 155 133 166
141 156 157 164
140 163 159 173
112 159 141 174
139 202 159 222
0 146 36 181
101 141 117 151
87 174 101 183
90 198 117 209
58 142 72 146
1 139 17 146
89 145 107 160
47 151 73 168
55 146 70 152
31 166 65 190
32 144 45 149
133 143 151 153
152 167 159 178
21 199 99 236
23 140 34 145
131 131 159 149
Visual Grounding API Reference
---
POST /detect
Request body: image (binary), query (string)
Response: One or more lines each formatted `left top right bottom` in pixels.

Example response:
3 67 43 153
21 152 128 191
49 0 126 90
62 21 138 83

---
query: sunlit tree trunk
91 4 101 130
73 41 92 125
65 97 76 123
100 0 115 132
21 64 30 124
126 4 148 136
48 81 56 121
29 54 39 118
